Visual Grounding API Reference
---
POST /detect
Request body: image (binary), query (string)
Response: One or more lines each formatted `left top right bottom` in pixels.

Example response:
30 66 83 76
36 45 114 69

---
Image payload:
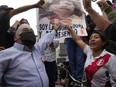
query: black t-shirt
105 23 116 43
105 23 116 55
0 11 14 48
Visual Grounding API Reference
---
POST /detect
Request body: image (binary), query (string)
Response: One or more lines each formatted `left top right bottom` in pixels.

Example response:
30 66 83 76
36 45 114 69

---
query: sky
0 0 39 34
0 0 112 35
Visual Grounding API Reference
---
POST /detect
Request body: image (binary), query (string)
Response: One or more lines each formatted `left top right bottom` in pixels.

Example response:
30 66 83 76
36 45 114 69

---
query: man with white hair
0 24 59 87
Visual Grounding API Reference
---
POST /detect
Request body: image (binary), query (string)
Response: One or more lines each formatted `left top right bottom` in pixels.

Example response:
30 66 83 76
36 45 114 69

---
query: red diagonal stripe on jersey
85 53 111 87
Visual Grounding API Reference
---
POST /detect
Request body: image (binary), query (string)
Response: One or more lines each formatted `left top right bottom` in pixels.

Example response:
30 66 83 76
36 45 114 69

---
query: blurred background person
42 40 59 87
7 18 30 47
39 1 86 86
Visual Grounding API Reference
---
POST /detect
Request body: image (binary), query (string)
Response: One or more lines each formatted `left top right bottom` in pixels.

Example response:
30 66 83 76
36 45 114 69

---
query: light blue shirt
0 30 56 87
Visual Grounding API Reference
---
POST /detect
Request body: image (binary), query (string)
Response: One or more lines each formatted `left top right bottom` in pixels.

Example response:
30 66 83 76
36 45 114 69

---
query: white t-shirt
83 45 116 87
43 40 59 62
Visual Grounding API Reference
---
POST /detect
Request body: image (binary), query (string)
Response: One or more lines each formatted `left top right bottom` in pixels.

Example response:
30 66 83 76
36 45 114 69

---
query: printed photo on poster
37 0 87 38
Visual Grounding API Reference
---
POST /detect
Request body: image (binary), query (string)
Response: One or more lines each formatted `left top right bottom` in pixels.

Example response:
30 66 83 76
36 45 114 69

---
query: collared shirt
0 30 56 87
43 40 59 62
83 45 116 87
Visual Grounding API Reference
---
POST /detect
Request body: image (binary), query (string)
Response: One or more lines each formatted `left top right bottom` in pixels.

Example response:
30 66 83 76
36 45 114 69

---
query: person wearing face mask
0 24 59 87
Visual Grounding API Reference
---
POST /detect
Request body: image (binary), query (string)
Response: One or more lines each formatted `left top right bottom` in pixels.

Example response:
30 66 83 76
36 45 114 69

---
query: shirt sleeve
52 40 59 48
83 45 91 55
7 27 16 35
35 30 56 55
108 55 116 83
0 51 11 85
105 6 116 23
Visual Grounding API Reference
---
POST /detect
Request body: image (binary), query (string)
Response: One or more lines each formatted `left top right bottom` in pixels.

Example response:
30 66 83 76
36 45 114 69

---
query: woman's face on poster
49 0 75 16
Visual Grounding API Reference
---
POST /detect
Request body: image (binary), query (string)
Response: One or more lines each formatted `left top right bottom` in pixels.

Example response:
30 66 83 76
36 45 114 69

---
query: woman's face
89 33 105 51
49 0 75 17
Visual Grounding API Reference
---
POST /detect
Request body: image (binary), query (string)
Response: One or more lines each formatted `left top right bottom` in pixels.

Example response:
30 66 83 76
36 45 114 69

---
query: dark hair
91 30 108 50
106 0 112 6
86 15 93 24
92 30 108 43
20 18 29 25
16 18 29 30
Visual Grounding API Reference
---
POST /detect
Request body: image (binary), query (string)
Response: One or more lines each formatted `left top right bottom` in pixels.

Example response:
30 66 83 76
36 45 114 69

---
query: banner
37 0 87 38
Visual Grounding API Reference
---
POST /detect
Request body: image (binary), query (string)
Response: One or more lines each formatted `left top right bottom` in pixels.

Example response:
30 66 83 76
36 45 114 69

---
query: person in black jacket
0 0 45 48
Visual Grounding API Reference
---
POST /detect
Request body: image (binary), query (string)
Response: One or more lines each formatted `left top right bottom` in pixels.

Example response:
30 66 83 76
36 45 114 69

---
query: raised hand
53 24 60 31
83 0 92 11
11 20 20 29
36 0 45 9
97 0 110 11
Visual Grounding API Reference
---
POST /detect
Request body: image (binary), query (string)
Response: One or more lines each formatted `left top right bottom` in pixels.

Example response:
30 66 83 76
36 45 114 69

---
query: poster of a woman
37 0 87 38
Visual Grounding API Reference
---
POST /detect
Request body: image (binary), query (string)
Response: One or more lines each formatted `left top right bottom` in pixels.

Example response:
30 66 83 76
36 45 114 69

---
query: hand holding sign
50 17 72 26
53 24 60 31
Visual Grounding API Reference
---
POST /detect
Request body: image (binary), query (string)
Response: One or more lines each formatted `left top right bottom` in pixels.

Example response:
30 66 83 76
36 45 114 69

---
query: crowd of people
0 0 116 87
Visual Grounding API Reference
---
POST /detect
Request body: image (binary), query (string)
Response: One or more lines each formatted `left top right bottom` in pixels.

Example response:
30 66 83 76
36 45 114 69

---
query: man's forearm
86 8 111 31
10 4 37 17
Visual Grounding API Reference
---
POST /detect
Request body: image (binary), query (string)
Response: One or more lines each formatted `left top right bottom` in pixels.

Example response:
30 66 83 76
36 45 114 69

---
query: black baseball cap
0 5 14 10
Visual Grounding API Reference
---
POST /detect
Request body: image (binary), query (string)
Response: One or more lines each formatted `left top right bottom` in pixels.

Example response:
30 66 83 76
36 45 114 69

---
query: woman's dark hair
91 30 108 49
92 30 108 43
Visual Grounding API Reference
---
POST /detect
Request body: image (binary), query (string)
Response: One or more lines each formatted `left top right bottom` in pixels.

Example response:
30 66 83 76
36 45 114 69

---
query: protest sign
37 0 87 38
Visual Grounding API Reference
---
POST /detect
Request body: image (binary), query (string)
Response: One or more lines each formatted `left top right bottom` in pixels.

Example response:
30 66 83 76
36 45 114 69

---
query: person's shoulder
105 49 116 57
105 23 116 31
83 44 92 54
0 47 14 56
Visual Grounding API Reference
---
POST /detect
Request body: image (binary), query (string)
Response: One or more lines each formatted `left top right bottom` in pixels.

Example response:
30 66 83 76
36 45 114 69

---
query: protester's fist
97 1 110 11
83 0 92 11
36 0 45 9
11 20 20 29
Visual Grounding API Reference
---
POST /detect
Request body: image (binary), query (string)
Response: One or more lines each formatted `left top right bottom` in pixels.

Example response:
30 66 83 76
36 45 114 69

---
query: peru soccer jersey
83 45 116 87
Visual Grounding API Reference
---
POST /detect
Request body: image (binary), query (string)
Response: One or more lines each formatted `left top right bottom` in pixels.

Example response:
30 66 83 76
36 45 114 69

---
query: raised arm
36 24 60 55
66 26 86 50
97 0 116 23
49 40 59 48
10 0 45 17
83 0 111 31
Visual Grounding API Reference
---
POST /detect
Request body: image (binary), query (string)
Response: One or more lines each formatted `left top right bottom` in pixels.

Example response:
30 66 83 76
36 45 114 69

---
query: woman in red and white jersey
67 25 116 87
